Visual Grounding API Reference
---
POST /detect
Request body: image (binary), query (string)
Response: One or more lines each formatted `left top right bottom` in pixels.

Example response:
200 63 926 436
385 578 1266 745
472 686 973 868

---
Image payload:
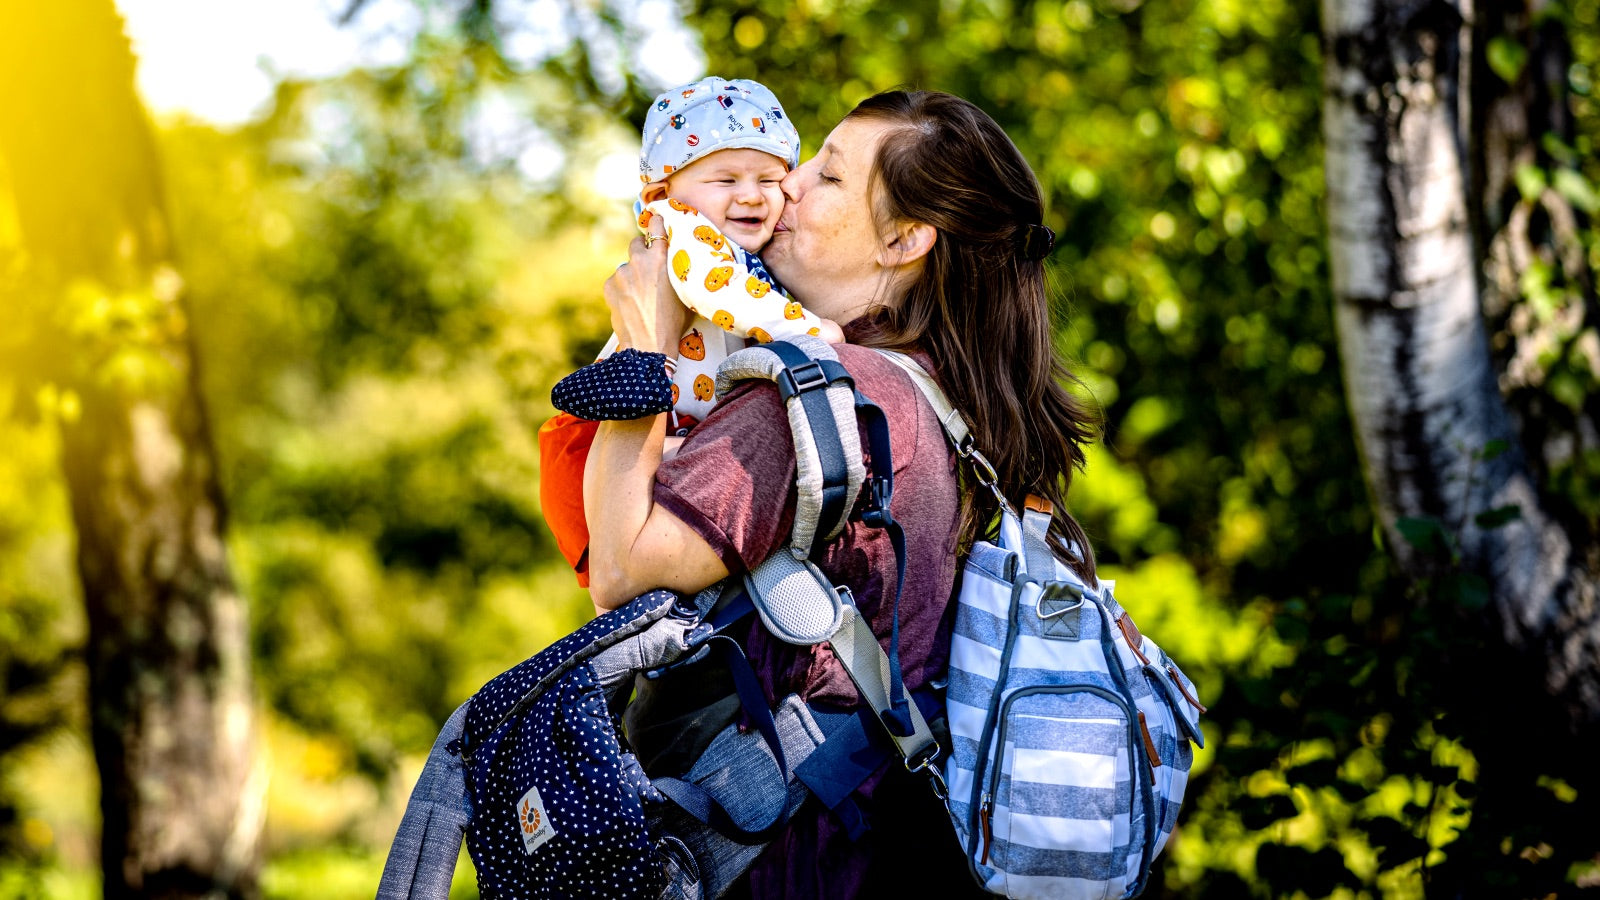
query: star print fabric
462 591 680 899
550 348 674 421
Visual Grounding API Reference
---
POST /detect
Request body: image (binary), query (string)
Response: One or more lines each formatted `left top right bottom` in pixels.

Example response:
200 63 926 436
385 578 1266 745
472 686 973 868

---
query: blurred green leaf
1515 164 1548 201
1396 516 1449 554
1553 167 1600 214
1474 504 1522 529
1489 36 1529 83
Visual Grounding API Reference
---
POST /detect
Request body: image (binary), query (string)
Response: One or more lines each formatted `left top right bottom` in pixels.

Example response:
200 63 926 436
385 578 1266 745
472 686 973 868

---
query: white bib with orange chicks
600 198 826 430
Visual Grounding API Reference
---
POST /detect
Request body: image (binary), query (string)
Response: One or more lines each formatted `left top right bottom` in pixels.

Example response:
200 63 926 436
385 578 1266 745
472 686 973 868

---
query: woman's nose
780 167 802 204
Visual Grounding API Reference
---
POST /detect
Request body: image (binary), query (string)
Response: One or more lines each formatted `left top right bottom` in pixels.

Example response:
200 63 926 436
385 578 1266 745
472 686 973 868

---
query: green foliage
4 0 1600 895
674 0 1600 895
159 44 634 772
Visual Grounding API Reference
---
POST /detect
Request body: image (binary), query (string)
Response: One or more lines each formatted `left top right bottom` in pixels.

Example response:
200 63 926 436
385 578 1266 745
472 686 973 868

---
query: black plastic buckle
777 361 828 399
862 478 893 528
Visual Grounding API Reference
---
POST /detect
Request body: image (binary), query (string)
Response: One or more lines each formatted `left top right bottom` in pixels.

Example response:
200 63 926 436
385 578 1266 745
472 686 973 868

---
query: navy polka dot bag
458 589 702 899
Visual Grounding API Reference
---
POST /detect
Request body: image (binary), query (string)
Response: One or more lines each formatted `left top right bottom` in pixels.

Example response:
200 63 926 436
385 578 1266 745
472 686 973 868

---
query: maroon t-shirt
653 343 967 897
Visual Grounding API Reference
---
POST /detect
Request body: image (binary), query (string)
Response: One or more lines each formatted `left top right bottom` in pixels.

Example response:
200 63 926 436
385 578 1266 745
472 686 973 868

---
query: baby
540 76 834 587
611 76 835 432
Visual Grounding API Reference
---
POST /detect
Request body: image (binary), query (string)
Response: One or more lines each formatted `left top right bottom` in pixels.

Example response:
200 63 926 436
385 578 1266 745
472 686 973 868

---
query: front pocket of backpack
986 685 1137 892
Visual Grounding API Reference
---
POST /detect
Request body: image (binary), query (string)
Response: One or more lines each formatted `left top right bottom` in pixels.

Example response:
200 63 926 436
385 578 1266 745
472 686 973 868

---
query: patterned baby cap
639 76 801 184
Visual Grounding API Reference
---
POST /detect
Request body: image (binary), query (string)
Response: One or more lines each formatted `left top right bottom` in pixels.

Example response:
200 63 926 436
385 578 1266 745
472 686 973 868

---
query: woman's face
762 116 901 323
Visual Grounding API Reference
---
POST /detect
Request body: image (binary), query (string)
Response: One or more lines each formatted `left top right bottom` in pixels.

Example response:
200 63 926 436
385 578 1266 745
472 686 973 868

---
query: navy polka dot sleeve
551 348 675 421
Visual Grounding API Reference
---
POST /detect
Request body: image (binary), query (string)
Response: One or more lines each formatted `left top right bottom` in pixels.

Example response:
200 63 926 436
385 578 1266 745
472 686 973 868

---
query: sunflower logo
520 798 542 834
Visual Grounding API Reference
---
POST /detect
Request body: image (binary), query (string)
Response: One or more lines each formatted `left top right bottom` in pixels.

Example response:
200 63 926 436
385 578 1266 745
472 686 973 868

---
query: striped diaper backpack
878 351 1206 899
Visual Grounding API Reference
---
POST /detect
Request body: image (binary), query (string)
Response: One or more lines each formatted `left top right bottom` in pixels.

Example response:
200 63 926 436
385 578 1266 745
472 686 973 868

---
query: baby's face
664 149 788 252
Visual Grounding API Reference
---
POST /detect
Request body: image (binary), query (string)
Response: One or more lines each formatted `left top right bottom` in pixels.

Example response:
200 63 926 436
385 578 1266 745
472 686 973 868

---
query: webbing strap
653 770 786 844
828 603 937 766
873 349 971 447
874 349 1015 518
850 387 914 735
1020 501 1057 580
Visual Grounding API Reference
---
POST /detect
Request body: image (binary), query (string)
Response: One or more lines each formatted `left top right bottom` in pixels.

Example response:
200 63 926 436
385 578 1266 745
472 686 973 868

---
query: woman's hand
586 216 728 613
603 216 691 357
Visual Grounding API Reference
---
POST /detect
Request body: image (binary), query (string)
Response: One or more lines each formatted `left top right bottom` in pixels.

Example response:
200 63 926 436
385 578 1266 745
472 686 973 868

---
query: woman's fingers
641 209 668 246
604 232 679 354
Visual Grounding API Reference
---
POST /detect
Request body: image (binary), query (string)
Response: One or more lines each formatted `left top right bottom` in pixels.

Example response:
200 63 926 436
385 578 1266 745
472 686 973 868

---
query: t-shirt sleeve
651 380 797 573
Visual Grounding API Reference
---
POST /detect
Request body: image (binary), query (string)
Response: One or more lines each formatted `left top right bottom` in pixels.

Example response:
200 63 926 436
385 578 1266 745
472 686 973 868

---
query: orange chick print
783 301 803 319
746 277 771 298
637 208 654 231
671 383 680 404
668 198 697 213
680 329 706 361
672 250 692 282
693 225 726 252
712 309 736 331
704 266 734 292
747 326 773 343
693 374 715 401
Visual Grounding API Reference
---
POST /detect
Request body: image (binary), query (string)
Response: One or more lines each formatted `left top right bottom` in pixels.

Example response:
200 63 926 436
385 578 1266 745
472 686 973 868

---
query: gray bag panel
376 700 471 900
646 695 827 899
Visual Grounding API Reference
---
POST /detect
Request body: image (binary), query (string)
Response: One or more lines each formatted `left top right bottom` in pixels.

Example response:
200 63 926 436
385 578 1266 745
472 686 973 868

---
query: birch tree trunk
0 2 264 896
1321 0 1600 723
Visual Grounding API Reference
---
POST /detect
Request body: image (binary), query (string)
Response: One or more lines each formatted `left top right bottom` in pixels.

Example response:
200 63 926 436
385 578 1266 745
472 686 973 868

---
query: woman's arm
584 230 729 611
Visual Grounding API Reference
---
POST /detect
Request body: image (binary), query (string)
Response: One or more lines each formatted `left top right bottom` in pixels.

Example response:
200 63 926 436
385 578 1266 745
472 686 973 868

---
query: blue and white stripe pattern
943 510 1204 899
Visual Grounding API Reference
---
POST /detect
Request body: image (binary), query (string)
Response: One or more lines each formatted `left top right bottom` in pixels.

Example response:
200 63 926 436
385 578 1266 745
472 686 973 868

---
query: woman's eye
820 173 841 184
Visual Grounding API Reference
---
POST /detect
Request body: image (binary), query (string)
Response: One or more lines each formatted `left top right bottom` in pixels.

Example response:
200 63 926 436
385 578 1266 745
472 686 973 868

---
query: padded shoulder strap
717 335 867 559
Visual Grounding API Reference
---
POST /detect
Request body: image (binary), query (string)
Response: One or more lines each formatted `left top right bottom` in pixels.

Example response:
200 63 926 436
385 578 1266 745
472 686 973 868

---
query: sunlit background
2 0 1598 897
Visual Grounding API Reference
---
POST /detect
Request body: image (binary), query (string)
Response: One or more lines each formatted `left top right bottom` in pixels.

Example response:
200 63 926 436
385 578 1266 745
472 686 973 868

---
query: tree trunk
1321 0 1600 724
0 3 263 896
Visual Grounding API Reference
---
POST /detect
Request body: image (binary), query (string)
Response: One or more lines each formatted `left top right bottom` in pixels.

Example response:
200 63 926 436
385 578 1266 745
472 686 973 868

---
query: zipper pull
979 793 995 865
1138 711 1163 769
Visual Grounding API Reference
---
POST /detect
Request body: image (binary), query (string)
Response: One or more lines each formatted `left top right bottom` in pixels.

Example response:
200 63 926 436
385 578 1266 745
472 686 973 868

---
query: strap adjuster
862 478 893 528
777 361 828 399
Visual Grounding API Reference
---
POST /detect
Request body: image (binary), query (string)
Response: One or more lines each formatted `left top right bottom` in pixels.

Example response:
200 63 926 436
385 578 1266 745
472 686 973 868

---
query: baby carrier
376 337 1204 899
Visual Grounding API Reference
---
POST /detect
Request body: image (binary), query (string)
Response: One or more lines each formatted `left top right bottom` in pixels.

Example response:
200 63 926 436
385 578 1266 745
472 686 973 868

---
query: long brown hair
847 90 1099 584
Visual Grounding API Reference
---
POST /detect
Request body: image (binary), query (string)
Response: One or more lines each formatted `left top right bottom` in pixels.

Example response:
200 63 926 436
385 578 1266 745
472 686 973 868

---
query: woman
584 90 1098 896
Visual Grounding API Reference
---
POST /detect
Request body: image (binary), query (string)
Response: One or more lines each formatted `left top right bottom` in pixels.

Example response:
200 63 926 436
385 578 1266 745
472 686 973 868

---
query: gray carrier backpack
376 338 1204 899
377 337 939 899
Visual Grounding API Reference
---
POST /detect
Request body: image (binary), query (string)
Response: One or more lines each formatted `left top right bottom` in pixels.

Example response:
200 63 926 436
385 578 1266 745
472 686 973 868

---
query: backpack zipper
979 792 995 864
967 575 1032 864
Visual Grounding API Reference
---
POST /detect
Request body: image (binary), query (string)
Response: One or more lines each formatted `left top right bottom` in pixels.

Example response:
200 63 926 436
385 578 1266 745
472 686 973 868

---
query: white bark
1322 0 1599 719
